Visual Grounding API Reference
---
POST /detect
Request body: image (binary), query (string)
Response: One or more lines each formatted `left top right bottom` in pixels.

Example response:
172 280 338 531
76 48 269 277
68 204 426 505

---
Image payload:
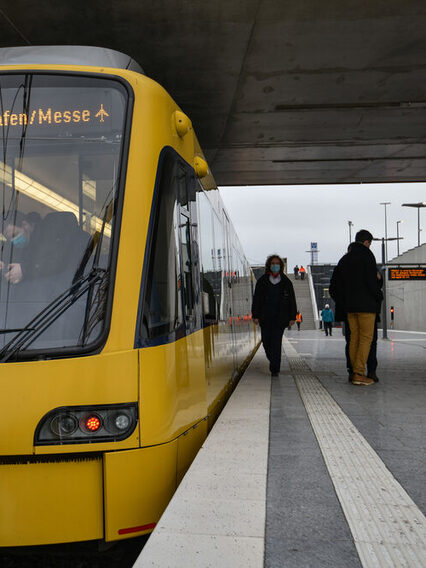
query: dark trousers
300 272 305 280
344 319 377 373
296 321 301 331
261 324 285 374
324 321 333 336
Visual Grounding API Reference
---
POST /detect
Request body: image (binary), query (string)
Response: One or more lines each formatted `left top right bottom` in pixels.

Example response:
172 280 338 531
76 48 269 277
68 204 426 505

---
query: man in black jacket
252 255 297 377
330 230 379 386
331 242 383 383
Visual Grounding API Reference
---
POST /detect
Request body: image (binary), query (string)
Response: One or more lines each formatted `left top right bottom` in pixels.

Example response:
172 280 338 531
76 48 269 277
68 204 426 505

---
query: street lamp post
402 202 426 247
372 236 402 339
380 238 388 340
380 202 391 261
396 220 403 256
348 221 353 244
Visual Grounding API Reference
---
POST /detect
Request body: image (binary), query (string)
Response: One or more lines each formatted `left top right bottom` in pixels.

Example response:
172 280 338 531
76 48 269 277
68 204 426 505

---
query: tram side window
198 191 218 322
141 154 183 339
244 260 252 314
212 210 225 320
179 211 194 318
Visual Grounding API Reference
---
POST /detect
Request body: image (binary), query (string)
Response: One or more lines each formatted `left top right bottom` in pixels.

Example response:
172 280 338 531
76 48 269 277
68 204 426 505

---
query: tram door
223 212 238 376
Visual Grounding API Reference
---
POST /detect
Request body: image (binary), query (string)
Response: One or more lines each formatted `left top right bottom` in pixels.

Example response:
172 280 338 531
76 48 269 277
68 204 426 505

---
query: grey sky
218 183 426 270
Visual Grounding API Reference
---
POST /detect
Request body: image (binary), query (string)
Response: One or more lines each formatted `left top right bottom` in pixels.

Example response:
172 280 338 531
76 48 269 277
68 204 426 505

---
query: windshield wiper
0 268 106 363
0 190 115 362
0 328 35 334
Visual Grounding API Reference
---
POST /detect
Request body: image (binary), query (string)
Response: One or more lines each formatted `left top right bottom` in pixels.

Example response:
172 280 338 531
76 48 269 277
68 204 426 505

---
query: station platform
135 329 426 568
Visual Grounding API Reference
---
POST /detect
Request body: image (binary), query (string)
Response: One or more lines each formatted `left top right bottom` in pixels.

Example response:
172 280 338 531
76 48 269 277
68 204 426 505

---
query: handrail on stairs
307 265 320 330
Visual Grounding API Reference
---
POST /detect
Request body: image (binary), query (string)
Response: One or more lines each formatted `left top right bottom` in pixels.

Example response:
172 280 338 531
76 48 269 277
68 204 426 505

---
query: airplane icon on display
95 104 109 122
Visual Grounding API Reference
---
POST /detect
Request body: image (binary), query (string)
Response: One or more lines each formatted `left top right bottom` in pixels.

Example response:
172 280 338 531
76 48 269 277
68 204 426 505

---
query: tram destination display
388 267 426 280
0 74 126 138
0 104 109 127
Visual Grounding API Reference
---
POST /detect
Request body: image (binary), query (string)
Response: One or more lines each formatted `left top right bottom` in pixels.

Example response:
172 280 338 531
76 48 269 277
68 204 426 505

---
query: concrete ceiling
1 1 426 186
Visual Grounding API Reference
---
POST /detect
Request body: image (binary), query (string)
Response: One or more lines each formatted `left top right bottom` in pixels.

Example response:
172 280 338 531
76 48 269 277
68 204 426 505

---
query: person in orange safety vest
296 311 303 331
299 265 306 280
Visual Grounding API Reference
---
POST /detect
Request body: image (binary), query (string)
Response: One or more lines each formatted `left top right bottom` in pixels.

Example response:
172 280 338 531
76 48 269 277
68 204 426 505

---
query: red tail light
85 416 101 431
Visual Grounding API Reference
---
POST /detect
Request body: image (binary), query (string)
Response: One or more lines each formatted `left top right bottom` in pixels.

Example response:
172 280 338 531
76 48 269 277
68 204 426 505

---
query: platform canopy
1 1 426 186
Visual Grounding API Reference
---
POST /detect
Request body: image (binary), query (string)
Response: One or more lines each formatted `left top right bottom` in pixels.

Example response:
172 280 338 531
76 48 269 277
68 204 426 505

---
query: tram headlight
114 413 131 431
35 403 138 445
50 414 78 437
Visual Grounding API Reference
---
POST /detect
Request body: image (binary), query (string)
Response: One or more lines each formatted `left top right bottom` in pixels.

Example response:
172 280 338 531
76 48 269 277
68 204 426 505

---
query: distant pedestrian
318 309 323 329
293 265 299 279
299 265 306 280
321 304 334 336
296 311 303 331
329 229 380 386
252 254 297 377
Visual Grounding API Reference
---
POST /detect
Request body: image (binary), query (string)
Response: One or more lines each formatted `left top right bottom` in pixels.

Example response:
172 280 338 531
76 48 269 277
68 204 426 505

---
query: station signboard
388 267 426 280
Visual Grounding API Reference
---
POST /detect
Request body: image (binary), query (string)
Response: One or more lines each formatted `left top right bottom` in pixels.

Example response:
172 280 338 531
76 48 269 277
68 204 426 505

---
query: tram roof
0 46 144 74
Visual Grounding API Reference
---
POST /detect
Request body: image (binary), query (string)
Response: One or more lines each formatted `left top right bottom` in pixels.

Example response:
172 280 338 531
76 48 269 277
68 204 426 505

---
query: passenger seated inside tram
2 212 42 284
1 211 25 263
3 211 89 287
1 211 33 273
3 212 25 245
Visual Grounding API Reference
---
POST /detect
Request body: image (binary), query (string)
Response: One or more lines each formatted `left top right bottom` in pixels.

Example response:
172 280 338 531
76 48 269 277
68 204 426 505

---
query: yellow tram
0 46 258 546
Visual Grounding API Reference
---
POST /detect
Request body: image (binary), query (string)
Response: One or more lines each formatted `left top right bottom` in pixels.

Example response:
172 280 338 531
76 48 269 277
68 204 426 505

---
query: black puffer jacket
252 273 297 327
330 243 380 314
329 265 346 322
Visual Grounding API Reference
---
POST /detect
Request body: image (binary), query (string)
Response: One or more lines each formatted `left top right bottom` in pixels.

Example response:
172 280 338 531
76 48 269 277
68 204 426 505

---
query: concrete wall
387 244 426 332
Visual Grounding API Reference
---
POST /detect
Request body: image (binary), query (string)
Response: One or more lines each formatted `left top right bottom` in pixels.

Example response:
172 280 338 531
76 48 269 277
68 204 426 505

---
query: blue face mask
270 264 280 274
11 234 27 248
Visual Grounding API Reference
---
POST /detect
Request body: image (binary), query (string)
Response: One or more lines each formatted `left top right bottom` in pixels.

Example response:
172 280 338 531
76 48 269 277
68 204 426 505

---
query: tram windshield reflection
0 74 128 357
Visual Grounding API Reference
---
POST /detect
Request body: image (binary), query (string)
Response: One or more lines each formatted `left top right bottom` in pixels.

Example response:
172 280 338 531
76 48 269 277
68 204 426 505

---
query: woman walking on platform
252 255 297 377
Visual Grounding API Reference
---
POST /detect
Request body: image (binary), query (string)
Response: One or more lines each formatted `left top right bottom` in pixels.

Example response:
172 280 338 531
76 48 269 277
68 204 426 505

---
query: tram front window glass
0 74 128 357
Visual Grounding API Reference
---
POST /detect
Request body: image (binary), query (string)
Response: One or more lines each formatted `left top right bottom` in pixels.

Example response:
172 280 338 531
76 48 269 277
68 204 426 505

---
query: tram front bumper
0 442 178 547
0 454 103 546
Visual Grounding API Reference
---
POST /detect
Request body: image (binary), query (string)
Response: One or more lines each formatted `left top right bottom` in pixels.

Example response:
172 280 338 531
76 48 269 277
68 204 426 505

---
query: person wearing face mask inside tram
252 255 297 377
1 212 41 285
1 211 27 274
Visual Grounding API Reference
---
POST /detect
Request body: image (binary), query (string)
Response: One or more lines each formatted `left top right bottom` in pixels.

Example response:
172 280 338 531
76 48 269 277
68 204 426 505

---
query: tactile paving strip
284 338 426 568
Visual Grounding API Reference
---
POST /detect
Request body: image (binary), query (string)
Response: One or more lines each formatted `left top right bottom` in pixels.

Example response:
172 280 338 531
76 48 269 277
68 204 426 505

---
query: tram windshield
0 74 128 359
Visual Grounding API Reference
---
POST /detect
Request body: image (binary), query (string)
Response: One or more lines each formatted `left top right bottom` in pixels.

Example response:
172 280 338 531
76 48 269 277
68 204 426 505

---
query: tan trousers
347 312 376 376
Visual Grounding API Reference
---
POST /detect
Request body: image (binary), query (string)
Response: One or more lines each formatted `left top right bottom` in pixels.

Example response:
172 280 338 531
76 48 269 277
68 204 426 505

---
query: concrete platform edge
134 349 271 568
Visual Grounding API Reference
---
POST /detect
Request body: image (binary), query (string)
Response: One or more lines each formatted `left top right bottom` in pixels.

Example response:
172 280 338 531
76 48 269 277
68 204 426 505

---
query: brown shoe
352 373 374 386
367 371 379 382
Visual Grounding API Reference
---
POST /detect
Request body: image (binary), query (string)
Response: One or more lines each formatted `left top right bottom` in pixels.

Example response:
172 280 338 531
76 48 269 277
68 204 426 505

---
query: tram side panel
135 148 208 442
105 116 210 538
198 190 233 419
197 188 258 424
